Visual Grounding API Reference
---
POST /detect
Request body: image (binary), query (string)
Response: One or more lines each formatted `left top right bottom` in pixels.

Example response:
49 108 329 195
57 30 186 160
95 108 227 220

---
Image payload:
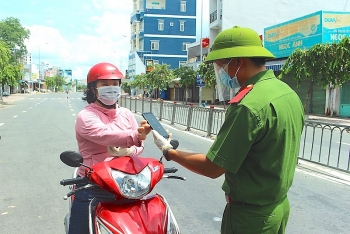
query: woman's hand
137 120 151 140
107 146 133 156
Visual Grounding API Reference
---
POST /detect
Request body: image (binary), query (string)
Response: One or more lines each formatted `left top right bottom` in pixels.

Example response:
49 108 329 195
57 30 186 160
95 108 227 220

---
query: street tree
197 62 216 103
0 40 22 92
279 36 350 113
147 64 173 99
130 73 149 95
52 75 66 92
0 17 30 93
121 81 131 94
45 77 56 91
0 17 30 61
173 65 196 103
0 41 11 84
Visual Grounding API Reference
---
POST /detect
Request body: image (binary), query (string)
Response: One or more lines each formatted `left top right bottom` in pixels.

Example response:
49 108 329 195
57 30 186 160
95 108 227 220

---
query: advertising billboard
264 11 323 58
145 59 154 74
322 11 350 43
264 11 350 59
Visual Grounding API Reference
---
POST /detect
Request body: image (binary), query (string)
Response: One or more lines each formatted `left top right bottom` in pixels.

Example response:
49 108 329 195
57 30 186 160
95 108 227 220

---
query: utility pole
198 0 204 106
38 46 41 92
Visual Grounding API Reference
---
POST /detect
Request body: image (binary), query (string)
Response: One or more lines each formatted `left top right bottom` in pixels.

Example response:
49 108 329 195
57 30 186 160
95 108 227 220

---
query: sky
0 0 209 80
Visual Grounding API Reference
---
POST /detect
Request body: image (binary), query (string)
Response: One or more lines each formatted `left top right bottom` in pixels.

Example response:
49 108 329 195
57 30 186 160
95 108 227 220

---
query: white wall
208 0 350 112
217 0 350 36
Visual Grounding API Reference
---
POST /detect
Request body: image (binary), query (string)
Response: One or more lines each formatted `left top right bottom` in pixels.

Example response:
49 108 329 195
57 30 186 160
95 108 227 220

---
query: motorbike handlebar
164 167 178 174
60 176 89 186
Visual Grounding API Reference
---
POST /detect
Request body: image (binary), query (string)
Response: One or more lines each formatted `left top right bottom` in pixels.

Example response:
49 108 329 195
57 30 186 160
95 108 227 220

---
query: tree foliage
197 62 216 88
130 73 148 90
147 64 173 91
121 81 131 94
0 17 30 90
173 65 197 103
0 17 30 60
279 36 350 87
46 75 66 91
0 41 11 84
173 65 196 88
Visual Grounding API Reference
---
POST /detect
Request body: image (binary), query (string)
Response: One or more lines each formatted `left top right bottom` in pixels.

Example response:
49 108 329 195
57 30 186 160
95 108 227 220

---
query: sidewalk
0 92 36 108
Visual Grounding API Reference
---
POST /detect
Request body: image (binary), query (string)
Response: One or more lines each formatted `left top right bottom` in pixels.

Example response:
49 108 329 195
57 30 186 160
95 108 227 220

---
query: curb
297 159 350 185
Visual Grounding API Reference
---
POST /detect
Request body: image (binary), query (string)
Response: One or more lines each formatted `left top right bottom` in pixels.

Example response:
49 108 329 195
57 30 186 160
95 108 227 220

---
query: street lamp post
198 0 204 106
38 43 48 92
38 46 41 92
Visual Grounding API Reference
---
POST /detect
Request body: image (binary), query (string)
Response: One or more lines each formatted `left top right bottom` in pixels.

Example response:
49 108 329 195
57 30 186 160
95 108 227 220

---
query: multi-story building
128 0 197 98
207 0 350 116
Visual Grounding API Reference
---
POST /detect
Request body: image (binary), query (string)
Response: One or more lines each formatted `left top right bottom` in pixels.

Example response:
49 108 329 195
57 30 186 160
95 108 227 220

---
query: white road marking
22 111 26 113
13 115 18 118
0 123 4 127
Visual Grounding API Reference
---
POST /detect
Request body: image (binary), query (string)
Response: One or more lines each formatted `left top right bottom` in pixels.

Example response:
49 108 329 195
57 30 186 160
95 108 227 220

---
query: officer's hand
151 130 173 153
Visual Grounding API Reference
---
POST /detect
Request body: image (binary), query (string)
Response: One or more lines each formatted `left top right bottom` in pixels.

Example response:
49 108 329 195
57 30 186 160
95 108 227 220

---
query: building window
158 20 164 31
179 61 187 67
153 60 159 65
140 21 144 32
182 42 190 51
180 1 186 12
180 21 185 32
140 40 144 51
151 40 159 50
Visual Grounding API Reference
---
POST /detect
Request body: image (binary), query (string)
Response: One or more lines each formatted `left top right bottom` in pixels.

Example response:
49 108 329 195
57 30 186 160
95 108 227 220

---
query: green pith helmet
205 26 275 62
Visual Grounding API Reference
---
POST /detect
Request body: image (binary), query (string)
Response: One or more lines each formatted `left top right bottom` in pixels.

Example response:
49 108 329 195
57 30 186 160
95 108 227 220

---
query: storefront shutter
279 74 326 114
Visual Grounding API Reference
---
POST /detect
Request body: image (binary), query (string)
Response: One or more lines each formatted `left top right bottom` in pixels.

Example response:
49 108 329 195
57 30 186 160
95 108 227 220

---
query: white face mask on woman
96 86 121 105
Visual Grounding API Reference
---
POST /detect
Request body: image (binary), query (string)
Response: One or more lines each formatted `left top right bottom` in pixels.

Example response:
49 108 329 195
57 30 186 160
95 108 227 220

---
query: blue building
128 0 197 90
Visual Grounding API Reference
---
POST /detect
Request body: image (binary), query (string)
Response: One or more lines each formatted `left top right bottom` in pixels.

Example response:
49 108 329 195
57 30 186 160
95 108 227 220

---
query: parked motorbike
59 140 185 234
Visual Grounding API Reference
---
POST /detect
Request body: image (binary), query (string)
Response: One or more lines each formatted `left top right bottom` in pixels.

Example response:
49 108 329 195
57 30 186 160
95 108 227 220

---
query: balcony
209 9 222 29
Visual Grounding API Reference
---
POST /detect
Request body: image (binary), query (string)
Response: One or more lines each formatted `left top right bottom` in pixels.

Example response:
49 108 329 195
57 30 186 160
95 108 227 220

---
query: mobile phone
142 112 169 139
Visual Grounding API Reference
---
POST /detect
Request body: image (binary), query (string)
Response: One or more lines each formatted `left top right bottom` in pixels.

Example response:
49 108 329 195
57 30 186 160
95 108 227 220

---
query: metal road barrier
120 96 350 173
299 121 350 173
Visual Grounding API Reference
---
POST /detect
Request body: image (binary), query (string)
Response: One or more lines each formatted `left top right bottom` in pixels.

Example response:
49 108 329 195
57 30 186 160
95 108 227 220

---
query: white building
208 0 350 41
207 0 350 116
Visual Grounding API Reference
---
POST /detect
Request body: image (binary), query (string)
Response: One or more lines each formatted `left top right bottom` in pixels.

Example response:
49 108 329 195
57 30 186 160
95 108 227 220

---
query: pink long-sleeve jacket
75 103 144 176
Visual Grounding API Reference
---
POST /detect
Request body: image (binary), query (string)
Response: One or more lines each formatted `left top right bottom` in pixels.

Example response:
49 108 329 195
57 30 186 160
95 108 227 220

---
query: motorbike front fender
94 195 170 234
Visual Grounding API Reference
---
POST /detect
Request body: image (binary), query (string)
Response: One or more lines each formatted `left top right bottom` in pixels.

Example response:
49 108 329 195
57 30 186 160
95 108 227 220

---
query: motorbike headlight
111 166 151 199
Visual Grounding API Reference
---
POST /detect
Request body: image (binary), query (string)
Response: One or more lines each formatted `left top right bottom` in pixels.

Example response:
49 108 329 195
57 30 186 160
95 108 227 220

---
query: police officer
140 26 305 233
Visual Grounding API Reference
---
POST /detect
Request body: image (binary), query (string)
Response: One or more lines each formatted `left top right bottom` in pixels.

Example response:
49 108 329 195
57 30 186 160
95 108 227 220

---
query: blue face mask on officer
218 59 242 89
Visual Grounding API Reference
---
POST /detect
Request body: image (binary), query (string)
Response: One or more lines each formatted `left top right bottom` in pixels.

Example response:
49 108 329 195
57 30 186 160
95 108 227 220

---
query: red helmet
87 62 124 84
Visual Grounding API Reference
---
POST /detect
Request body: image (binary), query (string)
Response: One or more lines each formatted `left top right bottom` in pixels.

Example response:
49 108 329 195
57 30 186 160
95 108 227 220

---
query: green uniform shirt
207 70 304 206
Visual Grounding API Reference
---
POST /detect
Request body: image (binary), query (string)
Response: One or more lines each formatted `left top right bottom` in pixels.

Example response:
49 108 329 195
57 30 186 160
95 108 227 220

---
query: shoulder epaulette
228 84 254 104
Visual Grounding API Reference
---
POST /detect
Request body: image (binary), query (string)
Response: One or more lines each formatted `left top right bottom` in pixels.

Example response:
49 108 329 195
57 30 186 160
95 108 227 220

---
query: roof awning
265 59 286 71
265 64 283 71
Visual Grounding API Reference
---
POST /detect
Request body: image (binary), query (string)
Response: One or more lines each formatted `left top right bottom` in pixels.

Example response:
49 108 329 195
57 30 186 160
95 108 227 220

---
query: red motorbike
60 141 184 234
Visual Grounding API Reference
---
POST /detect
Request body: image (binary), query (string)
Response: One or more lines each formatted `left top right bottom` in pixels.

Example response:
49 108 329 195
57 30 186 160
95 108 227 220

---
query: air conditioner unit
170 22 174 26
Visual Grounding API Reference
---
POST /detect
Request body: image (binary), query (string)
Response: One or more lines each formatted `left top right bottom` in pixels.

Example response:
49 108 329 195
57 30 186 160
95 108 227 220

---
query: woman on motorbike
68 62 145 234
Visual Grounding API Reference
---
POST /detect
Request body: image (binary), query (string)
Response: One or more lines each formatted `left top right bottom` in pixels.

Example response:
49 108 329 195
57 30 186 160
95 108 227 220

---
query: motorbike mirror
170 140 179 150
60 150 83 167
